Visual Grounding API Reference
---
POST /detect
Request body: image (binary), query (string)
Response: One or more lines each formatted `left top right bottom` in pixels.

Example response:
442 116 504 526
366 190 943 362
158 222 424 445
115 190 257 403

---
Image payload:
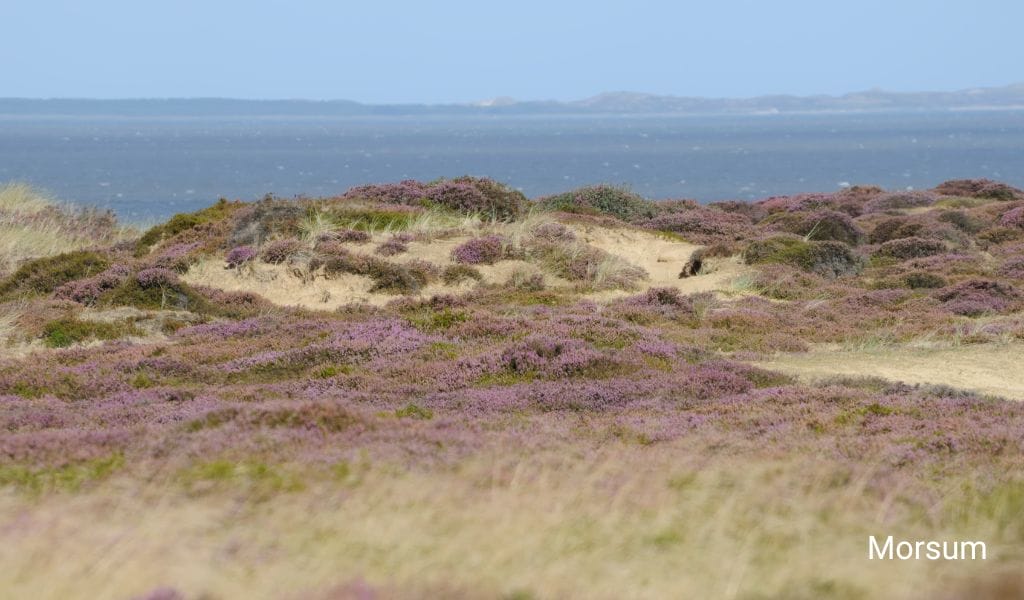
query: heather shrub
904 271 947 289
136 267 179 288
332 228 372 243
537 185 656 221
506 268 545 291
867 217 924 244
225 246 256 268
742 264 826 300
530 222 576 243
872 237 947 261
761 209 863 245
53 264 131 305
742 236 861 277
977 226 1023 246
437 176 527 221
323 251 431 294
0 250 109 299
999 257 1024 279
375 236 409 257
707 200 768 223
999 206 1024 228
934 280 1021 316
937 210 984 233
441 264 483 285
641 208 752 243
42 317 140 348
933 179 1024 201
229 200 306 247
451 235 507 265
342 180 428 204
863 191 936 213
102 277 209 312
260 238 304 264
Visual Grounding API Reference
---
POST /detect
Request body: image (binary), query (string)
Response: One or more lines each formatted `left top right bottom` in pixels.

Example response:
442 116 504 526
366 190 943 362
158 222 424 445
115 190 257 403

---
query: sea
2 110 1023 222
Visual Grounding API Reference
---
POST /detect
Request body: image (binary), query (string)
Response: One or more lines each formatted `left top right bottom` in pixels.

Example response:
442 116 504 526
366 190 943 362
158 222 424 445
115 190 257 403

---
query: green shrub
537 185 656 221
101 278 210 312
136 198 238 254
42 317 141 348
0 250 109 299
743 236 861 277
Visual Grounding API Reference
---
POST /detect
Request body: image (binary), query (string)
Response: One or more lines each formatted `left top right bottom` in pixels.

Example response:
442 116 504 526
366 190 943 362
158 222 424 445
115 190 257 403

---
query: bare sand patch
757 343 1024 400
183 224 749 310
576 225 750 300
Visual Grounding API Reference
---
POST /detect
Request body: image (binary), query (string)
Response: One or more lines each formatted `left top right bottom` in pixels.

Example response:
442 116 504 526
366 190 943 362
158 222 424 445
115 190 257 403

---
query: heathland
1 178 1023 599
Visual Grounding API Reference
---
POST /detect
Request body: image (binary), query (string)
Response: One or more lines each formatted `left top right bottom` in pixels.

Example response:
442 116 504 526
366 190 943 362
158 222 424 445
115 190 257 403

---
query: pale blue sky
3 0 1021 103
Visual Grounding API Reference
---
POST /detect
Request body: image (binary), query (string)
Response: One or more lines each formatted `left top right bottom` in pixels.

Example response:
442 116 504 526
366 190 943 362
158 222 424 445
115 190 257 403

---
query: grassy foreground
1 179 1023 599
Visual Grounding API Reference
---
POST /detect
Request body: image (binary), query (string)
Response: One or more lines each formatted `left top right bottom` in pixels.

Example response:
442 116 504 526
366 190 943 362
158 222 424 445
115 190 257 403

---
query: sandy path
757 343 1024 400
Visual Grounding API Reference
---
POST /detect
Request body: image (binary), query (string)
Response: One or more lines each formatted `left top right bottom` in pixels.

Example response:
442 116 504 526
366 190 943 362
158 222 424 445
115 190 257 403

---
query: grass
0 183 133 275
0 450 1016 598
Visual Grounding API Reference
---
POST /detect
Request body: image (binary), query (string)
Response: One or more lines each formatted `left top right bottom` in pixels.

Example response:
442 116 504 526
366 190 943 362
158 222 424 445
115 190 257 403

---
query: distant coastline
4 82 1024 117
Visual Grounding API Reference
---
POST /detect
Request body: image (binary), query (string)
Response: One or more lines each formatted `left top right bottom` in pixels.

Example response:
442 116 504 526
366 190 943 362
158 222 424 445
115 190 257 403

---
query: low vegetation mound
537 185 656 221
742 235 861 277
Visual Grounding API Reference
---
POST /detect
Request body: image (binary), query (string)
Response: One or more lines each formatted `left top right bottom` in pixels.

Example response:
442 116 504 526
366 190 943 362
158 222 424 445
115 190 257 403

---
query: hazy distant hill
3 83 1024 117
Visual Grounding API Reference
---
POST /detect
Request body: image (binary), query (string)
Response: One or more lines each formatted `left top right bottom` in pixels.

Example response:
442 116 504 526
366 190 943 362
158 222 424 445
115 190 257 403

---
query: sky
2 0 1022 103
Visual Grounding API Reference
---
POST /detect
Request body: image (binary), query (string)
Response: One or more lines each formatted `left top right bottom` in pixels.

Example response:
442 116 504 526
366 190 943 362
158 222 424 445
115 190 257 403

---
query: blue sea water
1 110 1022 222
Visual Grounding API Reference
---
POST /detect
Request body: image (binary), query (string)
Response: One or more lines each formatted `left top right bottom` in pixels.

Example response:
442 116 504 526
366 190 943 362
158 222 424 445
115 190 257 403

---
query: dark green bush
743 236 861 277
0 251 109 299
904 271 947 289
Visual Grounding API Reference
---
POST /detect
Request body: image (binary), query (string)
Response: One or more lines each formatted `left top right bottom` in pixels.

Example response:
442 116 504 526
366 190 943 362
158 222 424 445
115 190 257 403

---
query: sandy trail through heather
757 343 1024 400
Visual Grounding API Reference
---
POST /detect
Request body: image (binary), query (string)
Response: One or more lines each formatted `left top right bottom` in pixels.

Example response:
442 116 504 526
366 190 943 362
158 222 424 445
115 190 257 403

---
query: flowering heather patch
451 235 507 265
342 180 429 205
871 236 947 261
375 236 409 257
9 182 1024 599
225 246 256 268
933 178 1024 201
150 242 200 273
862 191 937 212
934 279 1021 316
327 228 372 244
53 264 131 305
999 206 1024 228
641 208 752 243
259 238 304 264
136 267 179 288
